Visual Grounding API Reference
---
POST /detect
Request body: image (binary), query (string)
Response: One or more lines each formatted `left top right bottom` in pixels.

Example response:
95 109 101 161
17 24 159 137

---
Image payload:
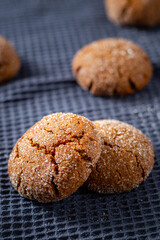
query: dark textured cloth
0 0 160 239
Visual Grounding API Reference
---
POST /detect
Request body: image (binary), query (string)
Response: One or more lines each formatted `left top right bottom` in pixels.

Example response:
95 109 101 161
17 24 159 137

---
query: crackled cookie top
85 120 154 193
8 113 102 202
105 0 160 27
72 38 152 96
0 36 21 83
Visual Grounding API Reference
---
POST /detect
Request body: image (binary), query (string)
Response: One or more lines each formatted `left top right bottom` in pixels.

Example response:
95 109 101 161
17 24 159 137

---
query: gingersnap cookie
105 0 160 27
72 38 152 96
8 113 102 203
85 120 154 194
0 36 21 84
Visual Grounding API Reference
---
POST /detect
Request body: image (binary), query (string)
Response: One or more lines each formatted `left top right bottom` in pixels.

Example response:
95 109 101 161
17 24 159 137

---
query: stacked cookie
8 113 154 202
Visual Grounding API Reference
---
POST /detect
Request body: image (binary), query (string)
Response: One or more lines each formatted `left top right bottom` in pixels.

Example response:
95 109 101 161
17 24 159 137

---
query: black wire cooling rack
0 0 160 239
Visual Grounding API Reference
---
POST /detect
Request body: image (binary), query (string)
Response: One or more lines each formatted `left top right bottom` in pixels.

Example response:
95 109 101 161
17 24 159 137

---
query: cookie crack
123 149 145 179
135 154 145 180
29 138 47 151
88 81 93 91
28 136 84 152
104 141 120 149
51 176 59 196
54 135 83 147
43 127 84 141
113 66 122 95
28 138 59 175
43 128 54 134
129 78 137 91
113 132 128 143
16 169 29 201
23 133 88 196
96 165 100 175
114 88 118 95
24 138 60 197
75 149 92 162
50 150 59 175
75 66 82 74
116 170 122 180
103 140 145 179
17 169 23 190
13 144 23 191
121 0 132 19
15 143 19 158
117 66 122 79
27 133 85 174
0 61 9 69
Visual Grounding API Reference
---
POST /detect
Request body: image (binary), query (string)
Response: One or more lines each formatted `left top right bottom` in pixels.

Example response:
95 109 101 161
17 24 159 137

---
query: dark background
0 0 160 239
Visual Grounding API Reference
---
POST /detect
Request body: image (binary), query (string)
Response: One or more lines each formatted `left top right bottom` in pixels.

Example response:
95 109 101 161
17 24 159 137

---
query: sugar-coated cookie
85 120 154 193
72 39 152 96
8 113 102 202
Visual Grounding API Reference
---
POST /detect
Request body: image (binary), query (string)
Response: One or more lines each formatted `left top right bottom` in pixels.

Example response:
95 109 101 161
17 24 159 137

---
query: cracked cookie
85 120 154 193
72 38 152 96
105 0 160 27
0 36 21 84
8 113 102 202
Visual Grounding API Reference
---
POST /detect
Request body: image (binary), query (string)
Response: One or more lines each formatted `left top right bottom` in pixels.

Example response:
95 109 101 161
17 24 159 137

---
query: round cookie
72 38 152 96
85 120 154 194
105 0 160 27
0 36 21 83
8 113 102 202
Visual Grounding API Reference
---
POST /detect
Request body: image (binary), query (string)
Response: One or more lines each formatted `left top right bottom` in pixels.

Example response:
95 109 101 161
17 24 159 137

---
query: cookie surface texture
105 0 160 27
0 36 21 83
72 38 152 96
85 120 154 193
8 113 102 202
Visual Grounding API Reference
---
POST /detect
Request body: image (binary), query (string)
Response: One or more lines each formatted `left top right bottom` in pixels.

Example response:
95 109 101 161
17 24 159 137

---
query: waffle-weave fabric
0 0 160 239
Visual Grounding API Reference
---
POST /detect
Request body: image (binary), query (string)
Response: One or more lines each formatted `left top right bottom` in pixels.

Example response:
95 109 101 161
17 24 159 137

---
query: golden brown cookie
105 0 160 27
72 38 152 96
0 36 21 84
85 120 154 194
8 113 102 202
